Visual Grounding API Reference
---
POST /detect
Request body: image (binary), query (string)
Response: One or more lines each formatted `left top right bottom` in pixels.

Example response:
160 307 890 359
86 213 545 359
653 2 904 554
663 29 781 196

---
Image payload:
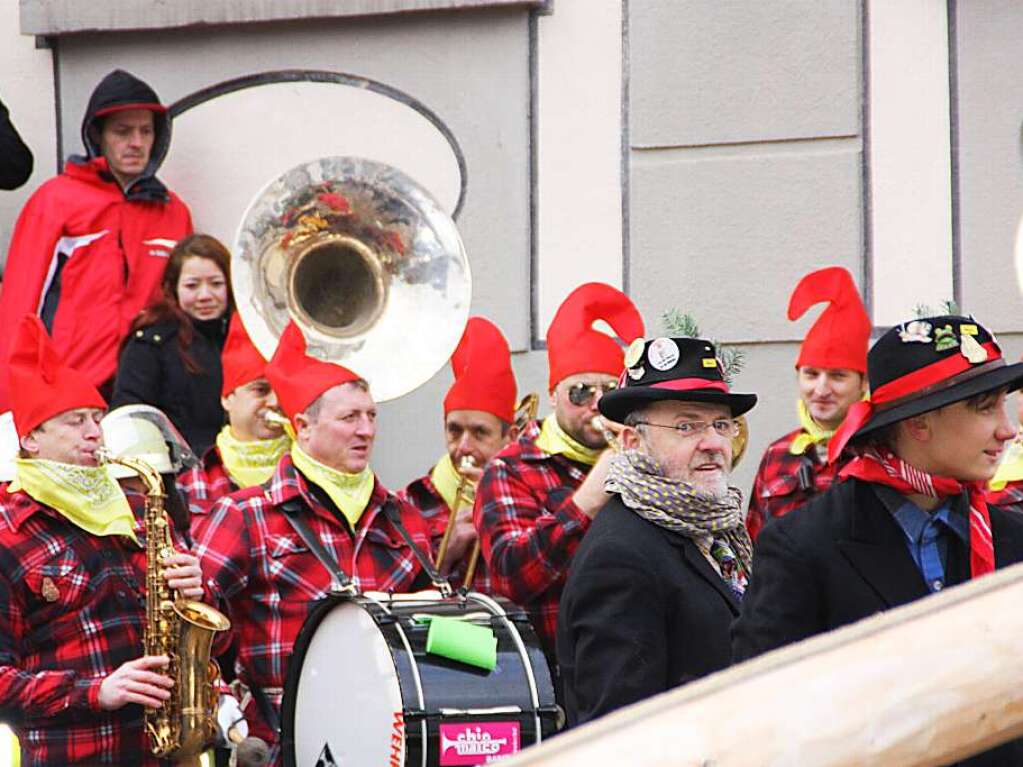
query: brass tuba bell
232 157 471 401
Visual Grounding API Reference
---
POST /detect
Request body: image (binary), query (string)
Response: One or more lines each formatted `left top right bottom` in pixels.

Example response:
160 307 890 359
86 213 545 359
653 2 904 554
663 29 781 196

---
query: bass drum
281 591 560 767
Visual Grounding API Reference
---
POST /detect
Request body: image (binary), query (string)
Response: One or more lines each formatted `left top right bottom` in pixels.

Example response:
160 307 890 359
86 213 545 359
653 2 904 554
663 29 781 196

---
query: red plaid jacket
398 468 492 594
178 446 234 518
747 429 841 540
986 481 1023 515
474 420 592 657
0 486 187 766
192 452 431 760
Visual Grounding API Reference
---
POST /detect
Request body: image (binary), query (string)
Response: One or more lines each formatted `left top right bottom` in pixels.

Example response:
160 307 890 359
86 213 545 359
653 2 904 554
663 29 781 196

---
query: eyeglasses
633 419 741 439
567 381 618 406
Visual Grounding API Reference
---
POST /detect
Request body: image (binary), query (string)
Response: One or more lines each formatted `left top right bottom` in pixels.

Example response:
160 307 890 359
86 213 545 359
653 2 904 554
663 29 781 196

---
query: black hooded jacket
76 69 173 203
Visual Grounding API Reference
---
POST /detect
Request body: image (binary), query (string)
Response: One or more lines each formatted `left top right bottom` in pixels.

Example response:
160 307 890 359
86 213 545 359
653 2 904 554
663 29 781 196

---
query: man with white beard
555 335 758 726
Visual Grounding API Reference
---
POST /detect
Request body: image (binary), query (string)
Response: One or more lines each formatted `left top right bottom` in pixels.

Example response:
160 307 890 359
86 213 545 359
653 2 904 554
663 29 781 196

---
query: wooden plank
507 561 1023 766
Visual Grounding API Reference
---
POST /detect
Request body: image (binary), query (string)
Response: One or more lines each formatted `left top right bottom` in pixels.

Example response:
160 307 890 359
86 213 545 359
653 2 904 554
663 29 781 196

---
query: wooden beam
507 562 1023 766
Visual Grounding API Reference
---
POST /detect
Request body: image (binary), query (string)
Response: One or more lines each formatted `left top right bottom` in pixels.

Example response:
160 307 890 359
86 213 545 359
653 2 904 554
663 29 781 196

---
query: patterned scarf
535 414 602 466
839 446 995 579
10 458 138 545
789 399 835 456
215 426 290 489
606 449 752 595
291 444 374 529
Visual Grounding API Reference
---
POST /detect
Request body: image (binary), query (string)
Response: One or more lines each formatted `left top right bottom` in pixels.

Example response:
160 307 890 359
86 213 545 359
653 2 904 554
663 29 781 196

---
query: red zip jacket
0 156 192 407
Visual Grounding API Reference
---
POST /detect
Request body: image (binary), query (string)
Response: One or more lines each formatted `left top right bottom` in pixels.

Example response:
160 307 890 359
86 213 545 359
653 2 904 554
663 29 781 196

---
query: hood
77 69 172 202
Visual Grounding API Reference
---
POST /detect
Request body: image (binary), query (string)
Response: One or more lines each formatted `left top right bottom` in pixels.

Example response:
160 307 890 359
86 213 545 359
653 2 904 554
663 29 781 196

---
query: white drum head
293 600 405 766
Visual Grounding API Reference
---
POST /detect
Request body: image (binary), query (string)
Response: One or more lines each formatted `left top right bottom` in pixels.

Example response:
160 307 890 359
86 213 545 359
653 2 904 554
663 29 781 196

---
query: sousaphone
232 157 471 401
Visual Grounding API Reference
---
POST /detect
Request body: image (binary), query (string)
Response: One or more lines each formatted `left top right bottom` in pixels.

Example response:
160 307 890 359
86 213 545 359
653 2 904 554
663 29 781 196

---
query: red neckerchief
839 446 995 579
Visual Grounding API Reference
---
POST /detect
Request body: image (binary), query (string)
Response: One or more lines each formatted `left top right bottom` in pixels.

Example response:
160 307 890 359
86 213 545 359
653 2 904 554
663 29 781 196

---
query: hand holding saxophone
98 655 174 711
160 551 204 600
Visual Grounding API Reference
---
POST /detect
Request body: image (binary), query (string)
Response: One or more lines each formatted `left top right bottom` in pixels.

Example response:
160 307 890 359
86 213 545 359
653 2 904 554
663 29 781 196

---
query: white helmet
100 405 196 479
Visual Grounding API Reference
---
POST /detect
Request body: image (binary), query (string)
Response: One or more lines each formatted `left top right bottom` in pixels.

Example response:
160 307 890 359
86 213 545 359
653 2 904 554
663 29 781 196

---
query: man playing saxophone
0 316 205 766
399 316 520 591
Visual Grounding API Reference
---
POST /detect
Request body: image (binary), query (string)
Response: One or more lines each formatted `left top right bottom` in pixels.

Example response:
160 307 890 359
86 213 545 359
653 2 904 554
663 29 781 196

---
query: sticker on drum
439 722 520 765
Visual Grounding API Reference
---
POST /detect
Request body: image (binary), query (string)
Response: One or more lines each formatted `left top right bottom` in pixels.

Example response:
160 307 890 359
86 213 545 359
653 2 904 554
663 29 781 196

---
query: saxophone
101 451 231 764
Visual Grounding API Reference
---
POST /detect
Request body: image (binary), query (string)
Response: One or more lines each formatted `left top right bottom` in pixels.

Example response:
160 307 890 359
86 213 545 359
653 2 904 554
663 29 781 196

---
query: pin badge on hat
647 338 680 371
899 320 933 344
933 325 958 352
624 338 645 369
960 333 988 364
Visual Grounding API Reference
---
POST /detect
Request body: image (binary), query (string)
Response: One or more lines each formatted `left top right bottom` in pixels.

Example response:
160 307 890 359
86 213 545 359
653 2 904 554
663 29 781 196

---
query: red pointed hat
221 313 268 398
8 315 106 437
546 282 645 391
788 266 871 373
265 321 361 420
443 317 517 423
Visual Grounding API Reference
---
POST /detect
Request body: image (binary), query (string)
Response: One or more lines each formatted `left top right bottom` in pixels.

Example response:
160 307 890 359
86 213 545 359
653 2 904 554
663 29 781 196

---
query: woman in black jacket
112 234 233 455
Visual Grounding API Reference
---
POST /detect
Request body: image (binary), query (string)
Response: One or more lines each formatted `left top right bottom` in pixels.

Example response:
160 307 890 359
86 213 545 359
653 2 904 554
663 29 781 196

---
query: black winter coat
111 316 227 455
733 477 1023 766
556 495 740 726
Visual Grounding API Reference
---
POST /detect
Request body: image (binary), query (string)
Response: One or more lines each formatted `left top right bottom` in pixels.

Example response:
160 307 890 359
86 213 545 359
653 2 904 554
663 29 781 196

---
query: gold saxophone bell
232 157 471 404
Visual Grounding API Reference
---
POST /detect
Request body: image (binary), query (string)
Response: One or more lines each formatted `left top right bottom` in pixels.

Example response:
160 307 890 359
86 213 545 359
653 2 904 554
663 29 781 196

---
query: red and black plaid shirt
398 468 492 594
746 428 841 540
986 481 1023 515
192 452 431 760
473 420 591 657
0 486 186 766
178 446 235 518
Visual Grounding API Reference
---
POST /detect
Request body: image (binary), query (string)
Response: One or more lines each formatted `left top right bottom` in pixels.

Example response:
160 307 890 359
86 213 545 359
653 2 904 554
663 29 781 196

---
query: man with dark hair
557 336 757 725
193 321 432 765
474 282 644 664
734 314 1023 766
0 69 192 408
399 316 520 591
747 266 870 539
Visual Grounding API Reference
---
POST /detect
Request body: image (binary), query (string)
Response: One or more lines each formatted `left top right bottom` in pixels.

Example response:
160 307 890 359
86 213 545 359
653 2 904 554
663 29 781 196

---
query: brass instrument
232 156 471 404
434 455 477 573
101 450 230 764
592 415 621 451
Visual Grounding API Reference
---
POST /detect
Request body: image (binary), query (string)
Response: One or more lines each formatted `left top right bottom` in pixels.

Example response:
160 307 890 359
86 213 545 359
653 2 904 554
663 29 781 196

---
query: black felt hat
598 336 757 423
829 315 1023 458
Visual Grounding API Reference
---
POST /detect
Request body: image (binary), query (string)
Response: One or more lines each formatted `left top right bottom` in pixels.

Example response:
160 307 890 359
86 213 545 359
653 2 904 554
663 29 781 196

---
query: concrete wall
0 2 55 271
627 0 863 493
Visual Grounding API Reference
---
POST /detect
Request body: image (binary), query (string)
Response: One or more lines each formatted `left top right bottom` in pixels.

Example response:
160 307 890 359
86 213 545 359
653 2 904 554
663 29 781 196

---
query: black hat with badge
828 315 1023 461
598 336 758 423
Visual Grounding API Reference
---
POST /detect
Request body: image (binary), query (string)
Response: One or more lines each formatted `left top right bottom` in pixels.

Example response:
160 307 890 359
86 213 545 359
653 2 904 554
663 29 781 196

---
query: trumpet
435 455 477 573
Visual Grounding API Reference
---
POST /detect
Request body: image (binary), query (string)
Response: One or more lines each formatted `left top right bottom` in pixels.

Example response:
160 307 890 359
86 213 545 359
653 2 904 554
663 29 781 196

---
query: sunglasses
567 381 618 406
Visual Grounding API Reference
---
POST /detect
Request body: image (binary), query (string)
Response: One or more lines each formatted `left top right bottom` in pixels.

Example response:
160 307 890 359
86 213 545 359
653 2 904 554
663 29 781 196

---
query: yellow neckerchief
9 458 138 545
990 438 1023 491
291 444 375 529
535 414 601 466
430 452 478 511
789 399 837 456
216 426 290 489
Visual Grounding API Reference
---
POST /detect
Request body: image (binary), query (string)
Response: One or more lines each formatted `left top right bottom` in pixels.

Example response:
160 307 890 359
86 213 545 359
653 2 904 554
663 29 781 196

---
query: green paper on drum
425 615 497 671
